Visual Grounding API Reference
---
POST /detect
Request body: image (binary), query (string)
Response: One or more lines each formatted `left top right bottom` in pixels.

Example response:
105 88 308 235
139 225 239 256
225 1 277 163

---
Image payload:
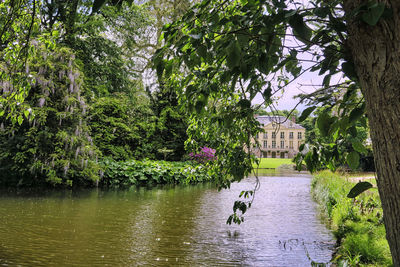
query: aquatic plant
100 158 215 188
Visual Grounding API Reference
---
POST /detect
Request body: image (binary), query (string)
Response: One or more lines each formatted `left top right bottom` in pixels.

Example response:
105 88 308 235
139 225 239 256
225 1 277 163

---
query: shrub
189 147 216 163
99 158 215 188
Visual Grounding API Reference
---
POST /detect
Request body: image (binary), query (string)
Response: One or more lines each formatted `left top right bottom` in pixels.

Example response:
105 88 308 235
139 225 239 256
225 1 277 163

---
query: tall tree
0 0 39 123
343 1 400 264
0 44 100 186
155 0 400 264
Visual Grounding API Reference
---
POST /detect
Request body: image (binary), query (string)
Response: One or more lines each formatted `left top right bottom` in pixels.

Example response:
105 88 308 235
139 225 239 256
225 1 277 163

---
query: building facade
252 116 306 158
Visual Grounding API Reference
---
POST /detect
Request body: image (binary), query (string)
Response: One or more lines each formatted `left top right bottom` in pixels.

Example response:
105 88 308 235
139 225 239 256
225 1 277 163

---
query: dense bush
311 171 392 266
88 94 157 160
99 159 215 188
0 46 101 187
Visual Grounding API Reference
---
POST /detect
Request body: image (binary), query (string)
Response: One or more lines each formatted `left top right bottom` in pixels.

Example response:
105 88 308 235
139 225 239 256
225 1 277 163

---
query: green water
0 173 334 266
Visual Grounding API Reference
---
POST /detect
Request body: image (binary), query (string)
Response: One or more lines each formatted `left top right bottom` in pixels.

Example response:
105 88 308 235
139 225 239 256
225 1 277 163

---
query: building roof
255 115 305 129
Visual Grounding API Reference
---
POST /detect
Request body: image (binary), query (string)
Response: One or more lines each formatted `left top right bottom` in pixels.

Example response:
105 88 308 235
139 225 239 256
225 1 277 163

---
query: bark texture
343 1 400 265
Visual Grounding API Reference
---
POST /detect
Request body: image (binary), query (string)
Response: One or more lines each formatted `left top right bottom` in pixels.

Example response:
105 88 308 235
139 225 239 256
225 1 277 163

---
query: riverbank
311 171 392 266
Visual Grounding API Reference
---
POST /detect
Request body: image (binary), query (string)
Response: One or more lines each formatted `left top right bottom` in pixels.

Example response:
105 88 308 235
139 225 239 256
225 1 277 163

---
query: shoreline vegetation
1 156 296 189
0 159 215 189
100 159 214 188
311 171 392 266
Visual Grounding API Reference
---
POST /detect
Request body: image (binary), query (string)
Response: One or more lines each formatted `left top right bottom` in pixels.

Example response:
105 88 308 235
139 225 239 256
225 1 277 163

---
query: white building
252 116 306 158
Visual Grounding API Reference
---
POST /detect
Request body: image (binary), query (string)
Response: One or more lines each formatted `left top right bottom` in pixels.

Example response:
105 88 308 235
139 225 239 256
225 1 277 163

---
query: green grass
343 172 376 178
253 158 293 169
312 170 392 266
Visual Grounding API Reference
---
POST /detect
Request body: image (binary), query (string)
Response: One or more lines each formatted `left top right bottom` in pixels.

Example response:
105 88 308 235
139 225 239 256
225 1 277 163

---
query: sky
251 59 326 113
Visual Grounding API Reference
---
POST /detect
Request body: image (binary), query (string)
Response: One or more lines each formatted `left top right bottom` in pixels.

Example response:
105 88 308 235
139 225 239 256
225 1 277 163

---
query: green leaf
284 9 297 18
226 41 241 68
299 143 305 152
314 7 330 18
24 109 29 119
347 151 360 170
349 103 365 124
342 61 358 80
288 14 312 43
298 106 316 122
17 114 23 125
317 112 334 136
349 126 358 137
262 86 272 102
362 2 386 26
347 181 373 198
322 74 331 87
238 99 251 109
197 45 207 58
352 139 368 154
92 0 107 14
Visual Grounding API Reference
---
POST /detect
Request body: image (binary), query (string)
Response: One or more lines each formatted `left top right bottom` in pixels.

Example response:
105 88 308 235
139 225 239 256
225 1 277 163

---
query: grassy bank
100 159 214 188
253 158 293 169
311 171 392 266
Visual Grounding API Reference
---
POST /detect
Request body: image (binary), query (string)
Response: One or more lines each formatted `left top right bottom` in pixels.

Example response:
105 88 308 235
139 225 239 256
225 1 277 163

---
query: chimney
291 116 296 123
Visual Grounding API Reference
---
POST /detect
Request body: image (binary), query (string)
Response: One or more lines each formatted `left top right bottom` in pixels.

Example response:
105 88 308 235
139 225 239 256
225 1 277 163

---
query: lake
0 172 334 266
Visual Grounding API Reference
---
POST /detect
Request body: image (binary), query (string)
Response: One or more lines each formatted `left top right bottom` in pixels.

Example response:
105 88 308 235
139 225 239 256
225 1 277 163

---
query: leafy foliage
0 45 100 187
0 0 194 187
146 86 188 161
296 105 371 173
0 0 40 123
188 146 216 163
154 0 366 183
100 158 215 188
88 94 156 160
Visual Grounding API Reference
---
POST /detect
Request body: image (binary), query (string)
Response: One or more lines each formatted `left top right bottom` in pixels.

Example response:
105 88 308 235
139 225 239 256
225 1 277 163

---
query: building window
289 132 293 139
280 140 284 148
272 132 276 139
263 132 268 139
263 141 267 148
280 132 284 139
256 133 259 139
272 141 276 148
298 132 302 139
289 141 294 149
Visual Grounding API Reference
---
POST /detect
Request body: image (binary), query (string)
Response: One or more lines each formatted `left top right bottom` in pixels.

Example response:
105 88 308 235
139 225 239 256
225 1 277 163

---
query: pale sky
252 64 324 112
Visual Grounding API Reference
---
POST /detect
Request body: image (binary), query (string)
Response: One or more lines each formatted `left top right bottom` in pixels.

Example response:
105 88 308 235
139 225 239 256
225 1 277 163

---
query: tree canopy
0 0 193 186
1 0 399 264
154 0 400 264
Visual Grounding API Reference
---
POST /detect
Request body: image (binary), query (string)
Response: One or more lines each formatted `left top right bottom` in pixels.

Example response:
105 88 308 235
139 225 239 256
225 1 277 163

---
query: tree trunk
343 1 400 265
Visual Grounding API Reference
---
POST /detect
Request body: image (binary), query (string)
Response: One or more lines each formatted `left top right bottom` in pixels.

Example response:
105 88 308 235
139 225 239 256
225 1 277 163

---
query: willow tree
155 0 400 264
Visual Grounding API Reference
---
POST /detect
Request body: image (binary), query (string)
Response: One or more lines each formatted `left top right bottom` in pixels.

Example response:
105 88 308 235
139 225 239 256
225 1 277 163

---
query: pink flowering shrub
189 147 216 164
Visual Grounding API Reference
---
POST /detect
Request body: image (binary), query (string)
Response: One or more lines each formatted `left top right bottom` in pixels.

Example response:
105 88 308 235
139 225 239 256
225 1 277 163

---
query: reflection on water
0 172 334 266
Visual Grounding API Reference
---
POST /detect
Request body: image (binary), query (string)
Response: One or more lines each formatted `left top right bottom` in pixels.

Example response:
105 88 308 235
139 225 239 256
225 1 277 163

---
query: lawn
253 158 294 169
